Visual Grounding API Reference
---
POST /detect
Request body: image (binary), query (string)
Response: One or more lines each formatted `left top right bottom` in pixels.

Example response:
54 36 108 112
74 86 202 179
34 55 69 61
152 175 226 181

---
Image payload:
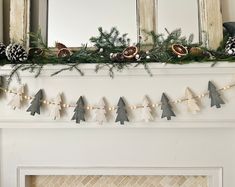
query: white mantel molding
17 167 223 187
0 62 235 77
1 120 235 129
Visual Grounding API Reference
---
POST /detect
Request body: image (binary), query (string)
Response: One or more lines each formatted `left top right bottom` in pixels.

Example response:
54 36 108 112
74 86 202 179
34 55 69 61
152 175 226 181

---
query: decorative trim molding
17 166 223 187
0 120 235 129
1 62 235 77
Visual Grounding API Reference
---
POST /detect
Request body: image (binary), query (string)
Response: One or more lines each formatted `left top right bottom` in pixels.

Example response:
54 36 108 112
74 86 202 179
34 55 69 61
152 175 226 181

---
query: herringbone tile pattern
29 175 208 187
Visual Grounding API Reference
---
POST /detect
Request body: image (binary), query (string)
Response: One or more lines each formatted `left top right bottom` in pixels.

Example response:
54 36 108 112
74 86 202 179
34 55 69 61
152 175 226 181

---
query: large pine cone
5 44 28 63
225 37 235 56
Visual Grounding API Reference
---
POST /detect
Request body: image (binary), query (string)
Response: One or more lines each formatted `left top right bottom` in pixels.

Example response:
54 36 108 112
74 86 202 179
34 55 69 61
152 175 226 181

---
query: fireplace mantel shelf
0 62 235 77
0 62 235 129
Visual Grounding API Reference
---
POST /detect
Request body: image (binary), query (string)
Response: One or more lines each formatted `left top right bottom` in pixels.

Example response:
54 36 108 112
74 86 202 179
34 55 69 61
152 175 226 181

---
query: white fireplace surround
1 62 235 187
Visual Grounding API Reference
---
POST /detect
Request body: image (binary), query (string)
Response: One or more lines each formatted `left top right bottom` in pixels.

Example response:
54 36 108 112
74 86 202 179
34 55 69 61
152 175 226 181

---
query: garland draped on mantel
0 76 233 125
0 27 235 82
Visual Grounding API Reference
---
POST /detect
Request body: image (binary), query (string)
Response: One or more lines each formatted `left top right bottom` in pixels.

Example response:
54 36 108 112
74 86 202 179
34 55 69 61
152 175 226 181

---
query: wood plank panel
10 0 30 48
198 0 223 50
138 0 156 44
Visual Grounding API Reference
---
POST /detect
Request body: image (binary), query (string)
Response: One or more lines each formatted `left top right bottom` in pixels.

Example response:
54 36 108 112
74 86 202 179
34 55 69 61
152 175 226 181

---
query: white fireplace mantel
1 62 235 187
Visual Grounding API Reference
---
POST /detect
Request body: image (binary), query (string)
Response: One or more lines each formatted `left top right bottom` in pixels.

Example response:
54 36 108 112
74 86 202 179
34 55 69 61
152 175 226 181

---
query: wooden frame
10 0 223 50
10 0 30 48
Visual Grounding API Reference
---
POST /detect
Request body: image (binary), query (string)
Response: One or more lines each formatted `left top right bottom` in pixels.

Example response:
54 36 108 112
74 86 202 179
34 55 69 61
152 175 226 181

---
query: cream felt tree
94 98 107 125
141 96 153 122
50 94 62 120
185 87 200 114
8 84 25 110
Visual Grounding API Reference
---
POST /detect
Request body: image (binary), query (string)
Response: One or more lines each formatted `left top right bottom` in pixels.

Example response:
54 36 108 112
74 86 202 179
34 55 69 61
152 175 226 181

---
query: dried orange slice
171 44 188 57
122 46 138 59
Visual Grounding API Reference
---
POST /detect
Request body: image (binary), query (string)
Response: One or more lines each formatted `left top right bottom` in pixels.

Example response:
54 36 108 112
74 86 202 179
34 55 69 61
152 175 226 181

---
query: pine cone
0 42 6 58
57 48 71 58
225 37 235 56
5 44 28 63
110 52 125 62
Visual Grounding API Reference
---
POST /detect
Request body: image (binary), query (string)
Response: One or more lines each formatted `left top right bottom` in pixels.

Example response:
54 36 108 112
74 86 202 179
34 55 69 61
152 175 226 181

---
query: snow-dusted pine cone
5 44 28 63
0 42 6 57
225 37 235 56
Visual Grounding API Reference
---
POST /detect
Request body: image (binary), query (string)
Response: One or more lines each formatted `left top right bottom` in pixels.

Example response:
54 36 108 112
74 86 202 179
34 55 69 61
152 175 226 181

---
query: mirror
47 0 138 47
157 0 199 42
47 0 200 47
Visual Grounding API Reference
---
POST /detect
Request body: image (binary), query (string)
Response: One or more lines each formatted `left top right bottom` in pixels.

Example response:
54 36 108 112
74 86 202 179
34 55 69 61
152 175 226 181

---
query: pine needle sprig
90 27 130 53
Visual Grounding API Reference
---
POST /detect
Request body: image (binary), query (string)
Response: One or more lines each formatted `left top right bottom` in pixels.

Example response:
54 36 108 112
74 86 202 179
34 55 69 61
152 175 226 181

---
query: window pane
158 0 199 42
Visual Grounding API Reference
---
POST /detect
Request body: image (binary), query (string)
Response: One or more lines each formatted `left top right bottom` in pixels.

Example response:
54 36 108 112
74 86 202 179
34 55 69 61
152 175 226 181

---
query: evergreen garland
0 27 235 83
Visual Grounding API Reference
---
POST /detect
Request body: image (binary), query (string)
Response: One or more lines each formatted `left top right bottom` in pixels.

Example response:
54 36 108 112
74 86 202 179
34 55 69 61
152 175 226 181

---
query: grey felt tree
161 93 176 120
26 89 43 116
208 81 225 108
115 97 129 125
72 96 86 124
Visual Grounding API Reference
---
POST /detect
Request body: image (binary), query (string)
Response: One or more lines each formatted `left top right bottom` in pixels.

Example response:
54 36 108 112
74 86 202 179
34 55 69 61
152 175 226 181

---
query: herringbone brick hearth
29 175 208 187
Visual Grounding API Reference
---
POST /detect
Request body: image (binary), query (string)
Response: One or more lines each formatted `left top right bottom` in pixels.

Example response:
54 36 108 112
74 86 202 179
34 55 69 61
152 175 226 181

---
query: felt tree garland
72 96 86 124
0 75 234 124
26 89 43 116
